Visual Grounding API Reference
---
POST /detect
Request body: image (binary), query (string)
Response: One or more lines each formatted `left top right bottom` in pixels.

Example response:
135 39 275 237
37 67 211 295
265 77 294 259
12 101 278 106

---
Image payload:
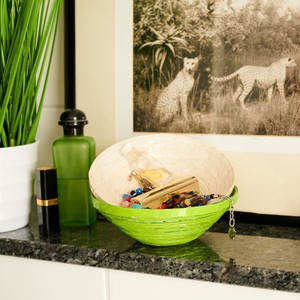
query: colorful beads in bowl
120 187 150 208
120 187 225 209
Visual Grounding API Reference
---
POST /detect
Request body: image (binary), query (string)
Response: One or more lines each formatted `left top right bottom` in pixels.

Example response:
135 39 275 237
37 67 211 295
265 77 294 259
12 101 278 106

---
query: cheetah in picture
155 57 199 123
210 57 296 108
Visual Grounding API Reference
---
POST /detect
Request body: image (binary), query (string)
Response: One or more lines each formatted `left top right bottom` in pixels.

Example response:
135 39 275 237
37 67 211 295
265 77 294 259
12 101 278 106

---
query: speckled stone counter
0 203 299 294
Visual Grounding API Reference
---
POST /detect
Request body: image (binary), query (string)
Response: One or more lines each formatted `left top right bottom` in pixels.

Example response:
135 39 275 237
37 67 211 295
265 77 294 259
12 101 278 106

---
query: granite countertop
0 203 299 294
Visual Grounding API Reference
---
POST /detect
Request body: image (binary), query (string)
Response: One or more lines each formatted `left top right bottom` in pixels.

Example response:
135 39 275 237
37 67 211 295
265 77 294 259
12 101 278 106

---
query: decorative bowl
89 134 237 246
92 187 238 246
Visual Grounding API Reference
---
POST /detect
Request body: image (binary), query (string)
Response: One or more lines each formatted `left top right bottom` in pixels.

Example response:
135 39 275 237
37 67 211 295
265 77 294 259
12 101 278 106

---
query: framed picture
133 0 300 137
115 0 300 218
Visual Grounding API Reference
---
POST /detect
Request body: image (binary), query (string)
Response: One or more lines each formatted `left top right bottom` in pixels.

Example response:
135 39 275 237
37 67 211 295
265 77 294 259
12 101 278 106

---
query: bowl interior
89 134 235 207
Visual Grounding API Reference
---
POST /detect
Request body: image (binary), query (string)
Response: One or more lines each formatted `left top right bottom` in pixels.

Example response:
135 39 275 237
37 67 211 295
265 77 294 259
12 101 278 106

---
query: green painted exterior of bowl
92 186 238 246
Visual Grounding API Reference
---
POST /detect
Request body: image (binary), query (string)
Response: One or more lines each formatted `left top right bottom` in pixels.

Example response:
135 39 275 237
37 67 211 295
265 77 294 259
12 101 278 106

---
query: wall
37 0 117 166
76 0 116 154
39 1 300 217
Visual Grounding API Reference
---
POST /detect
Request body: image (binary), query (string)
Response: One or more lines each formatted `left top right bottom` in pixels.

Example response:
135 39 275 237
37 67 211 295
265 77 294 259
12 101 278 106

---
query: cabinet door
108 269 299 300
0 255 107 300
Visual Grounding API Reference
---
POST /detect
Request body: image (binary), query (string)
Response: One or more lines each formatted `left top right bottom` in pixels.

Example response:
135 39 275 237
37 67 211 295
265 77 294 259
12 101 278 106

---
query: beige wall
76 0 116 154
38 0 300 217
37 1 116 166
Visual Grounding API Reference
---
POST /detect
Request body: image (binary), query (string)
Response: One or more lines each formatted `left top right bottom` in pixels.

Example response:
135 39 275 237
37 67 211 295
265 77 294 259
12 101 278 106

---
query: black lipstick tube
36 167 60 236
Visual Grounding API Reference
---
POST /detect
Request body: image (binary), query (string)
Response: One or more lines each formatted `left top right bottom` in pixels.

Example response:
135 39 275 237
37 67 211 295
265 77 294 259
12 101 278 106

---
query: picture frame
115 0 300 218
69 0 300 222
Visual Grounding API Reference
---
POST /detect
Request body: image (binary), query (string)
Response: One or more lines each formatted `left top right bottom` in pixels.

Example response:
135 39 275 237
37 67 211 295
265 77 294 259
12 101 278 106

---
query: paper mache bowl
89 134 237 246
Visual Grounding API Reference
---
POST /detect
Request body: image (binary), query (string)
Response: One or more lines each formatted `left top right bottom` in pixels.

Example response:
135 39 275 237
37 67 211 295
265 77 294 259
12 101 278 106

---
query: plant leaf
0 0 62 147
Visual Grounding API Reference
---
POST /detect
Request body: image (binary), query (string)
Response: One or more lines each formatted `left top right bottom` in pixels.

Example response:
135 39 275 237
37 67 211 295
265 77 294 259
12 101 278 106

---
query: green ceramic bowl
92 186 238 246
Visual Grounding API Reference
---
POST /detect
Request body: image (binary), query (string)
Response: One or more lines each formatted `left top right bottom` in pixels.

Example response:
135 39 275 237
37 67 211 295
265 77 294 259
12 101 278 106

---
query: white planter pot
0 141 39 232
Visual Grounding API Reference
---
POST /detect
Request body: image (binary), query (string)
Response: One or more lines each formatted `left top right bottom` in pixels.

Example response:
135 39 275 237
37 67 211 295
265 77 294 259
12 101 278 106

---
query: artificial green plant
0 0 61 147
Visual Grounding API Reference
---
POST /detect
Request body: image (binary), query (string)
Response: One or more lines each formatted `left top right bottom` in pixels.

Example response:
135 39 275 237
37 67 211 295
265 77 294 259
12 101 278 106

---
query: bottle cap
58 109 88 136
58 108 88 127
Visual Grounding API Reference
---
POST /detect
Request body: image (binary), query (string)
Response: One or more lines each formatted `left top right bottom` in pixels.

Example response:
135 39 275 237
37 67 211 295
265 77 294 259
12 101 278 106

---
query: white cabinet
108 269 300 300
0 255 107 300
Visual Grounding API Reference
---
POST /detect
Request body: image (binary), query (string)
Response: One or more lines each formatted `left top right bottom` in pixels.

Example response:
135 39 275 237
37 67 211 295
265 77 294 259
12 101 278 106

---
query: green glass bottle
52 109 96 228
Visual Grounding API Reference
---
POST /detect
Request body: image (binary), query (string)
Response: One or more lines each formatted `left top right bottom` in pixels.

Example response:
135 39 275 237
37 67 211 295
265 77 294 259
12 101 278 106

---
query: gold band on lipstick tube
36 198 58 207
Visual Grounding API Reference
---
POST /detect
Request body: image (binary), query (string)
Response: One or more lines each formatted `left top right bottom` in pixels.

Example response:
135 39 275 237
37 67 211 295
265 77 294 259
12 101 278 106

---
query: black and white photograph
133 0 300 136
